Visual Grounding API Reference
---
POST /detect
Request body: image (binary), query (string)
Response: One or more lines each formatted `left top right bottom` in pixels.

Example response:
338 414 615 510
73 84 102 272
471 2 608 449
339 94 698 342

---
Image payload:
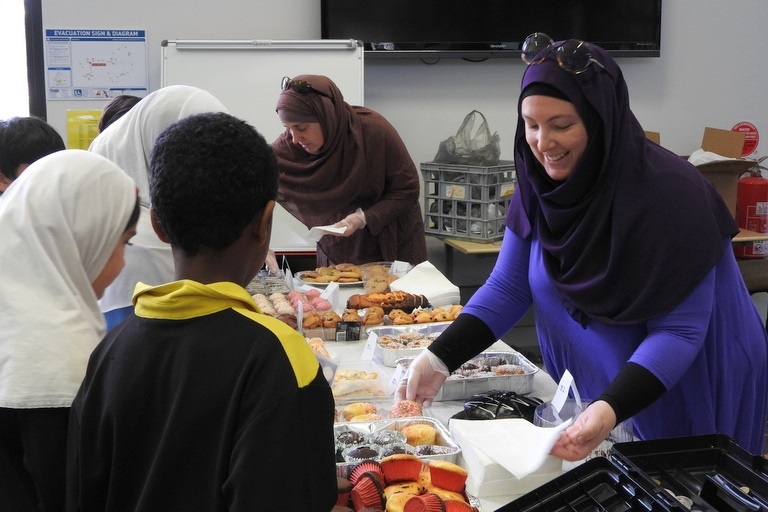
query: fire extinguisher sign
732 121 760 157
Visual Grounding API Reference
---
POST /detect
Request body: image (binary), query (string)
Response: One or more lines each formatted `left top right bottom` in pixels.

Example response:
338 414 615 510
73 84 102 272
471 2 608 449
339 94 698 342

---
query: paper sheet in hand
305 225 346 242
467 418 572 479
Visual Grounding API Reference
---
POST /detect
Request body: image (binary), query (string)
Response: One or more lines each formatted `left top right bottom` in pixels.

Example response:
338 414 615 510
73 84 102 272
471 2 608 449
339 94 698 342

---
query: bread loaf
346 292 430 313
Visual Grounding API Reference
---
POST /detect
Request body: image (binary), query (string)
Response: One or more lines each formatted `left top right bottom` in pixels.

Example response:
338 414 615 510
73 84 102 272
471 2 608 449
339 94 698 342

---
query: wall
42 0 768 162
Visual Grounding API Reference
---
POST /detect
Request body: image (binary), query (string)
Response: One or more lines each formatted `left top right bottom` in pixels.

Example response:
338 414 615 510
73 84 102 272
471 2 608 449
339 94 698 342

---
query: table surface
441 228 768 254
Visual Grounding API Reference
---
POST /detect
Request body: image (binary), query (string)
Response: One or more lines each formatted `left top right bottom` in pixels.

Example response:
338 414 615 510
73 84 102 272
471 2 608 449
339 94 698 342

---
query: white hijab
0 150 136 408
89 85 229 311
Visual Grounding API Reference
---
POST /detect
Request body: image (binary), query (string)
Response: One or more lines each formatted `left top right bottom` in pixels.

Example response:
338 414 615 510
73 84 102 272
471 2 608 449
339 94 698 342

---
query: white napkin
462 418 571 480
389 261 460 306
305 225 346 242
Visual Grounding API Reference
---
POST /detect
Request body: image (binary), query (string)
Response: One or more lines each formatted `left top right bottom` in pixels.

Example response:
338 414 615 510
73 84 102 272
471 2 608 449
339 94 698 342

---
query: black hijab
506 43 737 327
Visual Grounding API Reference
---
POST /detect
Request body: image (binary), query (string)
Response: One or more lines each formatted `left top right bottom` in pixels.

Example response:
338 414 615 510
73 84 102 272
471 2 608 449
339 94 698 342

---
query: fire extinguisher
735 157 768 258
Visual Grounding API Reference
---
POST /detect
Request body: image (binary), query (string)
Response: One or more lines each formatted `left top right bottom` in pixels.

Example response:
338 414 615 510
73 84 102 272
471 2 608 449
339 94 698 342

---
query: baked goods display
332 369 386 399
299 263 363 284
448 354 529 380
252 289 333 331
378 331 440 351
347 292 430 313
337 457 477 511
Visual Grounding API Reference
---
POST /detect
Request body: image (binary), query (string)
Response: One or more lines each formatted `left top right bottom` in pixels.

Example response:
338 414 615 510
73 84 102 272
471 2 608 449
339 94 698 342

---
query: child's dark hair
0 117 65 180
98 95 141 132
149 112 278 257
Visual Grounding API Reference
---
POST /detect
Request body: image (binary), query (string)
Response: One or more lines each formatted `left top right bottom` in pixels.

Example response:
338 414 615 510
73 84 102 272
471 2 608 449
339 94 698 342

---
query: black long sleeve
428 313 497 372
596 362 667 426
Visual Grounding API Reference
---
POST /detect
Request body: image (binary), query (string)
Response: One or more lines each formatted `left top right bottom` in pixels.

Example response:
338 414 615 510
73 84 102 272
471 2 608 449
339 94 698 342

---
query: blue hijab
506 42 737 327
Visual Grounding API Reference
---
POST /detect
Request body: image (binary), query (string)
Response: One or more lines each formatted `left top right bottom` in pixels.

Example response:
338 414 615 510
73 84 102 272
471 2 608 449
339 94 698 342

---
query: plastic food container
368 322 452 367
396 351 539 401
360 261 413 294
331 360 389 401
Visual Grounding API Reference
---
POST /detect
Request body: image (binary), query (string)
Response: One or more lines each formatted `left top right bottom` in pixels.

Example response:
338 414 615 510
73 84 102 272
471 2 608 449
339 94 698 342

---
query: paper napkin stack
389 261 461 307
448 418 566 498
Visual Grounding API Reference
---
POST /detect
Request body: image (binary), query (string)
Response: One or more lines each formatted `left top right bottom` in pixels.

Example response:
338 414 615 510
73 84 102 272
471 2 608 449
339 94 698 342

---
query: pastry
322 311 341 328
380 454 423 484
425 485 466 504
307 337 331 359
341 402 378 421
363 306 386 326
347 292 430 313
341 309 363 323
389 400 423 419
401 492 443 511
384 491 416 512
383 481 423 499
400 424 436 446
427 461 468 493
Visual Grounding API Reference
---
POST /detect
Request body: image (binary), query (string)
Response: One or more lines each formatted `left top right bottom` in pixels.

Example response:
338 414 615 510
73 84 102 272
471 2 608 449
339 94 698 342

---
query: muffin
336 430 365 448
400 424 437 446
389 400 423 419
344 444 382 464
380 454 423 484
384 481 423 500
427 461 468 493
351 472 386 511
425 485 466 504
385 490 416 512
401 492 444 511
443 499 474 512
349 460 384 486
337 476 353 506
342 402 378 421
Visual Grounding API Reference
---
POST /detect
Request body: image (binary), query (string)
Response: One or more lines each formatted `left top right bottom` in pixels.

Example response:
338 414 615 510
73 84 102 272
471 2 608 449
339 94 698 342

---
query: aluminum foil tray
334 416 460 472
397 351 539 401
367 322 452 367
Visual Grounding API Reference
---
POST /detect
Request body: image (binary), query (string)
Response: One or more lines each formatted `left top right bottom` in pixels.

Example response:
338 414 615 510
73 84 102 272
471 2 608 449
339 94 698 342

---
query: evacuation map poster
45 29 148 100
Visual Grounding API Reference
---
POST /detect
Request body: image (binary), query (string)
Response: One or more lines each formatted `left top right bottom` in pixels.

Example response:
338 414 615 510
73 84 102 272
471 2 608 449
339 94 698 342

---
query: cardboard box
692 127 756 218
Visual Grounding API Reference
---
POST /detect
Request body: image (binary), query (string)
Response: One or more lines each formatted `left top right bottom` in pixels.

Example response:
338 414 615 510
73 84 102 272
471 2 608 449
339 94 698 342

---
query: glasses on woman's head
521 32 615 81
281 76 330 98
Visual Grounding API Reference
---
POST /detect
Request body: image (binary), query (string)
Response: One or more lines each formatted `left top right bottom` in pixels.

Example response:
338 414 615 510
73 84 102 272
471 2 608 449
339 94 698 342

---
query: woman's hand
395 350 450 408
332 209 366 237
550 400 617 461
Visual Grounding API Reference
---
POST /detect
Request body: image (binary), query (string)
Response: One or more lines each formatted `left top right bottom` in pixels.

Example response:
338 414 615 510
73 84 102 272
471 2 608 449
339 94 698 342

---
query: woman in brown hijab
271 75 427 266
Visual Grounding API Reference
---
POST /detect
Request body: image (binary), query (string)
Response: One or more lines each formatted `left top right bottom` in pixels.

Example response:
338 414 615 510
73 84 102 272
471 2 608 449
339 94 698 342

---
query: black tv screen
321 0 662 59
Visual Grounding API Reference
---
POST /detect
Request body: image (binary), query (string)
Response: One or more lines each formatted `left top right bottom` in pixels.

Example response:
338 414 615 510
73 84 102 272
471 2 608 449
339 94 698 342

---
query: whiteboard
161 39 364 252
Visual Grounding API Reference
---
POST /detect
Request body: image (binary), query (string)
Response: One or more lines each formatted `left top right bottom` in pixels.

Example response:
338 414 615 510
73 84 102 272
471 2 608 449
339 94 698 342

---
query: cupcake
414 445 456 457
342 402 378 421
349 460 384 486
380 454 423 484
385 491 416 512
336 430 365 447
380 444 415 457
344 444 382 464
425 486 466 504
427 461 468 493
400 424 437 446
337 477 353 506
443 500 474 512
389 400 423 418
384 481 423 500
351 472 386 511
369 429 407 447
402 492 445 512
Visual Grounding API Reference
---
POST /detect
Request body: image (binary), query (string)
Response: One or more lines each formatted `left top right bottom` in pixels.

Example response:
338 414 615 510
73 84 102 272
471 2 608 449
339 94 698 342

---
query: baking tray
396 351 539 401
612 434 768 512
368 322 451 367
334 416 461 472
496 456 685 511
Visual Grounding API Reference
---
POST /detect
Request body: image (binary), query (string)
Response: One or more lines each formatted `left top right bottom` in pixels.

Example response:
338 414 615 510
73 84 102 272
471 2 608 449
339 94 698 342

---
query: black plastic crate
421 160 515 242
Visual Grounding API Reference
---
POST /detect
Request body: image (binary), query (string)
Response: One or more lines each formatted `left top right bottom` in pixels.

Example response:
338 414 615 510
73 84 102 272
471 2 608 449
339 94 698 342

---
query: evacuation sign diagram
45 29 148 100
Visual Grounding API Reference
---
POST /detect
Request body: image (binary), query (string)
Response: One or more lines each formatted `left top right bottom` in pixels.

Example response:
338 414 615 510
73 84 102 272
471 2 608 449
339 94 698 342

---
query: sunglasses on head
521 32 616 82
281 76 330 98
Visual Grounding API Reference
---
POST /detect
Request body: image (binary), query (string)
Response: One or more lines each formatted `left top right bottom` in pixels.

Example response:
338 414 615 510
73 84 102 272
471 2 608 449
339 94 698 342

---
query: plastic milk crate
421 160 516 242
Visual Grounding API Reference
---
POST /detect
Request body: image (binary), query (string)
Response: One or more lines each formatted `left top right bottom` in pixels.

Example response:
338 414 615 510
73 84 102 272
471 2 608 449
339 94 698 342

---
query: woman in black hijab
398 36 768 458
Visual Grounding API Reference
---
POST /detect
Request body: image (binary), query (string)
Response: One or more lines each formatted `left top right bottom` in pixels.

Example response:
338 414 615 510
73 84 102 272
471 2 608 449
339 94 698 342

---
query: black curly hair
0 117 65 180
149 112 278 257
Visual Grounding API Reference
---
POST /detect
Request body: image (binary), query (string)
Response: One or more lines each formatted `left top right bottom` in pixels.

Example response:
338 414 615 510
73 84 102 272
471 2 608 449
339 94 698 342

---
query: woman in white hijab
89 85 229 328
0 149 139 511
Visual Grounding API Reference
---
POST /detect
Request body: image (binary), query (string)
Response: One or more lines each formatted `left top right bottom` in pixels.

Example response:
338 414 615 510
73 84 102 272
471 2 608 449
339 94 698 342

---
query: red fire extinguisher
735 159 768 258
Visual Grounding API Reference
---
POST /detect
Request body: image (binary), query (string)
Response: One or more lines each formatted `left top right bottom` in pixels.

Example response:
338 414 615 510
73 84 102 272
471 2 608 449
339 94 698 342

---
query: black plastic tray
612 434 768 512
496 435 768 512
495 457 685 511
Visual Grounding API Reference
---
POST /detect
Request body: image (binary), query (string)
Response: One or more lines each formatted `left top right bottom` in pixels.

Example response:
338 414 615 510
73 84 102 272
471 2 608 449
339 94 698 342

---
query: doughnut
389 400 423 418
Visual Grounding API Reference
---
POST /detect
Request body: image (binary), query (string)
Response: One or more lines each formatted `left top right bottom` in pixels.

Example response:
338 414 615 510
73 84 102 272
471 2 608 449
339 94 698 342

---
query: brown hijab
271 75 368 227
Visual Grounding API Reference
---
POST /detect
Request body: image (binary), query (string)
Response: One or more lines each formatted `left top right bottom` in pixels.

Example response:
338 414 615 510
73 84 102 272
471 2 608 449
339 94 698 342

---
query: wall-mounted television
321 0 662 60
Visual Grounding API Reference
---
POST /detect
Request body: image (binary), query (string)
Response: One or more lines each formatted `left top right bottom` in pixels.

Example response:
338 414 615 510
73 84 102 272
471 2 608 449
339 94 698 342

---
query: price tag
391 260 411 274
360 331 377 360
387 363 406 395
321 281 339 308
551 369 575 413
